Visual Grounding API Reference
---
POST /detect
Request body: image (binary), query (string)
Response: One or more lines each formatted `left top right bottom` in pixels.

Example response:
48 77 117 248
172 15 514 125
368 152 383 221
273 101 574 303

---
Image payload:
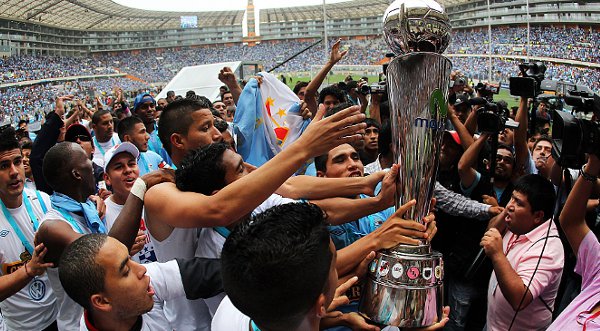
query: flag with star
234 72 309 167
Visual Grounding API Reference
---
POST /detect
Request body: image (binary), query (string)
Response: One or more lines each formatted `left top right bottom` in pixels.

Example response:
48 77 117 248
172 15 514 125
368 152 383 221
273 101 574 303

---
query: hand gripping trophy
358 0 452 327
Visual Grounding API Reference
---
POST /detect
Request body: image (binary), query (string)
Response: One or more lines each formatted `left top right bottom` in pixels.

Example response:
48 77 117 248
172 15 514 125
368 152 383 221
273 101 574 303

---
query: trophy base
358 246 444 328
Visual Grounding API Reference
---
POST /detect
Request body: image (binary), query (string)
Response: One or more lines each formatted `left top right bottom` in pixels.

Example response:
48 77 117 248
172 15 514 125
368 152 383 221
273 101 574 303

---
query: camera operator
536 100 552 122
547 155 600 330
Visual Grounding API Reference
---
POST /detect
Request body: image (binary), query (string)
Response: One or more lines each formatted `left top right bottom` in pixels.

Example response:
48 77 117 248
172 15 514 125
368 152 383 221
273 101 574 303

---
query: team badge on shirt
29 279 46 301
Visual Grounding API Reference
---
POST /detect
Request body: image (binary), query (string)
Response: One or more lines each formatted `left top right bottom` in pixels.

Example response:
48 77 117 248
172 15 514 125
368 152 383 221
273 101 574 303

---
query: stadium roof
0 0 469 31
260 0 469 22
0 0 244 30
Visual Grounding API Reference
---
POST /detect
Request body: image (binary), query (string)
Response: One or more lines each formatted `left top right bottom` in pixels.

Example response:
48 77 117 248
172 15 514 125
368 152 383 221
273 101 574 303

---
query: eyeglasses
496 154 514 164
73 135 91 142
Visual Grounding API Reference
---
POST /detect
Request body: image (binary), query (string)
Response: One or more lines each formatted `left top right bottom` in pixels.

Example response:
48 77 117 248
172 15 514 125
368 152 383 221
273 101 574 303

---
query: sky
113 0 350 12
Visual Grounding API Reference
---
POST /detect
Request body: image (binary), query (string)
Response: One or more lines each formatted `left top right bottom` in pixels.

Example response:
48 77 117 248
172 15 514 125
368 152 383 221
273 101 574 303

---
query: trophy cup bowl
358 0 452 327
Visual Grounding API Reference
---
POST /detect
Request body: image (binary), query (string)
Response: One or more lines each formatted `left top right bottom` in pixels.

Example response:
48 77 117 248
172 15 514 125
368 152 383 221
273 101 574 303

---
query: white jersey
0 189 57 330
92 133 120 168
147 215 211 331
104 197 157 264
211 296 251 331
42 208 94 331
195 193 296 316
79 260 180 331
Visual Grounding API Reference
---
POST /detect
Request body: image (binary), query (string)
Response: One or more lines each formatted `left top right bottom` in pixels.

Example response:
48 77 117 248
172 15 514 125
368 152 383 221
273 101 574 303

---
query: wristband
24 263 34 278
580 165 598 182
131 178 147 201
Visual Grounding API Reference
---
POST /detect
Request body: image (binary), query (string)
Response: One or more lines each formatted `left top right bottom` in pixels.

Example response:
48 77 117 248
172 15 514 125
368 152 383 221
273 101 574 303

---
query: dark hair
158 98 208 155
221 203 332 329
214 118 229 132
532 135 552 151
364 118 381 130
176 142 229 195
318 85 346 105
19 140 33 151
293 81 309 95
0 126 20 154
314 153 328 173
91 109 111 125
513 174 556 221
221 91 233 101
379 120 392 156
42 142 76 191
117 116 144 142
59 234 108 311
166 91 175 97
18 119 28 127
326 101 353 118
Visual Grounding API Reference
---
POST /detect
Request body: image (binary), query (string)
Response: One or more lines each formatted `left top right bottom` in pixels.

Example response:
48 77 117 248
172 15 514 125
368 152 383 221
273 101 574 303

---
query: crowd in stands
0 78 154 124
0 55 116 83
1 26 599 124
447 26 600 63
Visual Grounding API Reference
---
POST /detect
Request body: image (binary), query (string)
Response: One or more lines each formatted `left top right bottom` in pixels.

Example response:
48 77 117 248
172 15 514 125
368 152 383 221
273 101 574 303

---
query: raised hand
329 39 349 65
297 104 366 158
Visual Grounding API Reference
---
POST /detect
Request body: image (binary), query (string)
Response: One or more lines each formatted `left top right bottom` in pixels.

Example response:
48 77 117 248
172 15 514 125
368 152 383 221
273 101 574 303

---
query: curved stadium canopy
0 0 469 31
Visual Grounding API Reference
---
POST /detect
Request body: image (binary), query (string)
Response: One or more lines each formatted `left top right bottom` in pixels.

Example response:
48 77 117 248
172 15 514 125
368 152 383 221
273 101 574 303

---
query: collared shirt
547 231 600 330
487 220 564 331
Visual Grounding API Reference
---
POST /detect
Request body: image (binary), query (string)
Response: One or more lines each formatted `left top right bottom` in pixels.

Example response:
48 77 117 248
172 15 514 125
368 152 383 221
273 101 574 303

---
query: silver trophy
358 0 452 327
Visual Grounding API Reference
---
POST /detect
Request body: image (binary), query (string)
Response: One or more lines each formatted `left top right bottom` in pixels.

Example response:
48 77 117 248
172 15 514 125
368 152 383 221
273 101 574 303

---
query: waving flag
234 72 309 167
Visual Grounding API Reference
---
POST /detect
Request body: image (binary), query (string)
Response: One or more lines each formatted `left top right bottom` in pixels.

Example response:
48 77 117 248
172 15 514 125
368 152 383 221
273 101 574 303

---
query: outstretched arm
304 39 348 115
277 171 385 200
145 105 367 228
458 133 488 190
559 155 599 255
513 97 530 176
218 67 243 105
312 166 397 225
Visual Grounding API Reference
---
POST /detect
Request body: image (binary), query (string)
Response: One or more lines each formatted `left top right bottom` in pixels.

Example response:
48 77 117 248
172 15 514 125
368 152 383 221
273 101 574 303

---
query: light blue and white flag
234 72 309 167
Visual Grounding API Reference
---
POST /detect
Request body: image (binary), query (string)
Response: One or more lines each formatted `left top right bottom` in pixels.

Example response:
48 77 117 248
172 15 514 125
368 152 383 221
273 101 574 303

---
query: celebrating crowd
0 34 597 331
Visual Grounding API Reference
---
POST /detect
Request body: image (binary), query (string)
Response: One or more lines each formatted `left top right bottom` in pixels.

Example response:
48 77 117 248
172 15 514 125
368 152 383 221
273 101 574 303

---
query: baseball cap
443 130 461 146
133 93 156 111
453 93 470 108
103 142 140 172
65 124 92 143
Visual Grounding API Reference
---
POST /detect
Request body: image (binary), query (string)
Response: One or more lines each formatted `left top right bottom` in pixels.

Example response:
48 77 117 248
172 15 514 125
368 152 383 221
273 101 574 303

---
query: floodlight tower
244 0 261 46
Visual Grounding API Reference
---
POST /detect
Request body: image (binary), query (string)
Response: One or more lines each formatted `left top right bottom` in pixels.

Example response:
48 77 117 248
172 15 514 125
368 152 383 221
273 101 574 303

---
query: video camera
552 89 600 168
509 62 546 98
360 82 386 95
471 97 519 133
474 82 500 101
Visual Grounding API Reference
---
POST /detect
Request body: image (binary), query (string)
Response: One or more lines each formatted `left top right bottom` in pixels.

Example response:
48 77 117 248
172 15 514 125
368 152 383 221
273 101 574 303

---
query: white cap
103 142 140 172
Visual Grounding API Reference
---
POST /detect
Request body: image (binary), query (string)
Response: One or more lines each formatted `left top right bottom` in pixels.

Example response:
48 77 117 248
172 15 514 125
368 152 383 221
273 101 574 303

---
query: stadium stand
0 0 599 124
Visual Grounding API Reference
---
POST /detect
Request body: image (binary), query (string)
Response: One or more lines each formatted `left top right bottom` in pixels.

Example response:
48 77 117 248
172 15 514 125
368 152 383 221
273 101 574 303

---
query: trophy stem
358 52 452 328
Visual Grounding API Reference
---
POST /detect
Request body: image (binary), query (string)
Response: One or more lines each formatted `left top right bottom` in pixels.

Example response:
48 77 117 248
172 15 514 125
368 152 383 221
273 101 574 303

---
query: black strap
175 257 223 300
526 234 560 313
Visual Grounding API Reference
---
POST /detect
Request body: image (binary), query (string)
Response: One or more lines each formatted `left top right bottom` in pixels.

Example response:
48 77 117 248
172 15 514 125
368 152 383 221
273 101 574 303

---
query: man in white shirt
116 117 168 176
91 109 120 168
0 126 57 330
59 234 222 331
103 143 157 264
